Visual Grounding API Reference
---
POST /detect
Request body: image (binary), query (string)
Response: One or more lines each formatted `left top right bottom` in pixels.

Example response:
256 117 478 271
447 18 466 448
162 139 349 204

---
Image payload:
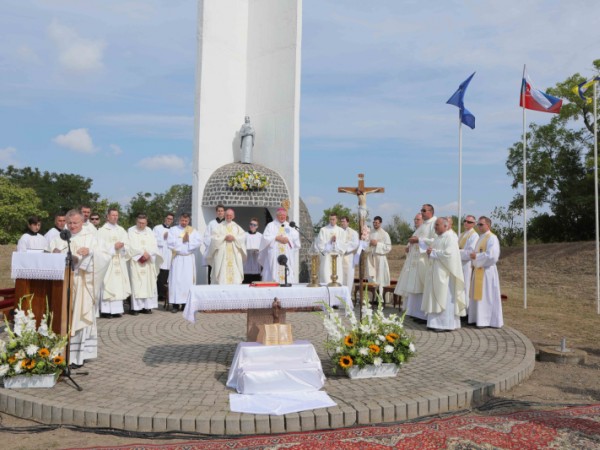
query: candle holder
307 254 320 287
327 254 342 287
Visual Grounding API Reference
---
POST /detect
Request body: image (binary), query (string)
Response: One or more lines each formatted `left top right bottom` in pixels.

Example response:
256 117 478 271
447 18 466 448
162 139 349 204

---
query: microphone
289 221 299 230
60 229 72 242
277 254 288 266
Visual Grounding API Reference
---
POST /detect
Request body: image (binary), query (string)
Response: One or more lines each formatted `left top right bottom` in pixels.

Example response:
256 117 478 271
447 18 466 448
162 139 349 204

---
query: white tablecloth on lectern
11 252 66 280
226 341 325 394
183 284 351 323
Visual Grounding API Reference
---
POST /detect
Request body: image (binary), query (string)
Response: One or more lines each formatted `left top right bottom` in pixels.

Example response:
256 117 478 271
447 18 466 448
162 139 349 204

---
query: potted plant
0 295 68 388
320 296 416 378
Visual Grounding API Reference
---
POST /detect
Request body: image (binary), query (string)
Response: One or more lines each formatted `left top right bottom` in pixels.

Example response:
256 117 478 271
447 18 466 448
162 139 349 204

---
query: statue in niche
239 116 255 164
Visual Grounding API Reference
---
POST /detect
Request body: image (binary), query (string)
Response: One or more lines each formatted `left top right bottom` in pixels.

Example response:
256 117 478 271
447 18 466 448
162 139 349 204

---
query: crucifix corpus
338 174 384 314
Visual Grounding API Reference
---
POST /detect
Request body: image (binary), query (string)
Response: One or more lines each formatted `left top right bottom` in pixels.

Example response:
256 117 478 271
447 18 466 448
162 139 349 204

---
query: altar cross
338 173 385 230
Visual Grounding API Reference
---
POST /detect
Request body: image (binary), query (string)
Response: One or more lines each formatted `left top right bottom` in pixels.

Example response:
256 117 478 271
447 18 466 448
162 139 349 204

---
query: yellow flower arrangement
228 169 269 191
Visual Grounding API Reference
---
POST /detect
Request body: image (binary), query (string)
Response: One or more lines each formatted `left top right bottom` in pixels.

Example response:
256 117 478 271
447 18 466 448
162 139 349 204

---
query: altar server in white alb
128 214 162 314
49 209 109 368
316 213 347 284
402 204 437 321
339 216 360 294
243 218 263 283
16 216 47 252
44 212 66 246
259 208 301 284
97 208 131 318
206 208 247 285
153 213 174 302
458 215 479 306
364 216 392 295
168 213 201 312
468 216 503 328
422 217 467 331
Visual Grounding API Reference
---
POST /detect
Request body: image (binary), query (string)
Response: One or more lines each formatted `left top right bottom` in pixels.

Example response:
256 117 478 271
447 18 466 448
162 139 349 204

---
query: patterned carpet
69 404 600 450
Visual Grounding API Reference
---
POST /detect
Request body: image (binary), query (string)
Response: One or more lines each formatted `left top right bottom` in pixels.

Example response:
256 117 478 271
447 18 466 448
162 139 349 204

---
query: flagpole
594 80 599 314
522 64 528 309
458 116 463 236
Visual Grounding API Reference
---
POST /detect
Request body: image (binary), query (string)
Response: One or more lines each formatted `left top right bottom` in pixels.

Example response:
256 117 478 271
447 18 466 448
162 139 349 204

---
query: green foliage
125 184 191 228
490 206 523 247
315 203 359 233
383 214 413 244
0 178 48 244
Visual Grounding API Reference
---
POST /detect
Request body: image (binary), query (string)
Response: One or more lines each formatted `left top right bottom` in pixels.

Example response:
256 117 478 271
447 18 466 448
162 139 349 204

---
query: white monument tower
192 0 302 249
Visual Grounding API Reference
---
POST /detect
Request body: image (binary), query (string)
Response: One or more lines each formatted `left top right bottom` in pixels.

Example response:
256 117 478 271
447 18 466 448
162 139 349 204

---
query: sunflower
38 348 50 358
53 356 65 365
344 335 355 347
21 359 30 368
339 355 353 369
386 333 399 343
369 344 381 354
26 359 36 370
8 356 16 364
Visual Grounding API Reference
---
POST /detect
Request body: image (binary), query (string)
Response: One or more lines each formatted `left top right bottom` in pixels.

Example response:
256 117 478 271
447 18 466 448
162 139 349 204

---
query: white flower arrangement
228 169 269 191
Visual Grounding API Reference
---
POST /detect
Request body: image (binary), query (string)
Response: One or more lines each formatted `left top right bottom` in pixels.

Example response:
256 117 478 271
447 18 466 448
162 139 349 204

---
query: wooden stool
382 282 401 309
354 282 379 304
0 288 17 322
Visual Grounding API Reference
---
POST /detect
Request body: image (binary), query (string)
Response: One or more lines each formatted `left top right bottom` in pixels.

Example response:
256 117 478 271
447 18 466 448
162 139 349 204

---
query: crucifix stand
338 173 384 319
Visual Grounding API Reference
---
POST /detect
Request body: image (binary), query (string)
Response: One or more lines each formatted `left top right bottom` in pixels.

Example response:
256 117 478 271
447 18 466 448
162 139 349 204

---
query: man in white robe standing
316 213 347 284
259 208 301 284
422 217 467 331
80 205 98 236
395 213 423 306
128 214 162 314
365 215 392 296
202 205 225 284
243 217 263 283
402 204 437 321
153 213 174 303
168 213 201 312
16 216 47 252
339 216 359 295
206 208 247 285
458 215 479 308
98 208 131 318
44 213 66 246
468 216 503 328
49 209 109 368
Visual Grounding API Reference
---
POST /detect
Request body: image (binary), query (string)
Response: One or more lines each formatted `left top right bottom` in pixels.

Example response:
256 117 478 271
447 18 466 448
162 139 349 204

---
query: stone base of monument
537 346 587 365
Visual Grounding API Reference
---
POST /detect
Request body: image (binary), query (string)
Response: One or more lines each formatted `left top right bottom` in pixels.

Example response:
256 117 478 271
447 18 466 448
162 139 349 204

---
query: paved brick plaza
0 305 535 435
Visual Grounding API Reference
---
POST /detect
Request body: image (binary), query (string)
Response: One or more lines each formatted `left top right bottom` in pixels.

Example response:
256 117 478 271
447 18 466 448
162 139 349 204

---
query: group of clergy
395 203 503 332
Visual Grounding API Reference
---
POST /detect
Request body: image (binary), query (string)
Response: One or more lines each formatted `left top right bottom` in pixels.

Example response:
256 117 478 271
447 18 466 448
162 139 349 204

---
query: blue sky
1 0 598 225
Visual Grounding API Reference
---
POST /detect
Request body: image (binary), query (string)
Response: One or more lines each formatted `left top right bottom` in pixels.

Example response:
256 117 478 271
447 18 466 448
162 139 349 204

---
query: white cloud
48 20 105 72
0 146 19 167
304 196 324 206
110 144 123 155
53 128 96 153
136 154 186 172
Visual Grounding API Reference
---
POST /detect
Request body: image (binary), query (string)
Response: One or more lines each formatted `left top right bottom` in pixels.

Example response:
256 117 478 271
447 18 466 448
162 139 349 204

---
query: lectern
11 253 72 336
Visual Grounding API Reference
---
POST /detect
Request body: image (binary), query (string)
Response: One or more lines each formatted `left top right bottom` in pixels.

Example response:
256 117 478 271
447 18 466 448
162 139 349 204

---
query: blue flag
447 72 476 129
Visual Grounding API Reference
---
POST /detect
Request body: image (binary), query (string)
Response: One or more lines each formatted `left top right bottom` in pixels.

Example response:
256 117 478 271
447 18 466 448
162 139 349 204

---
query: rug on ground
68 403 600 450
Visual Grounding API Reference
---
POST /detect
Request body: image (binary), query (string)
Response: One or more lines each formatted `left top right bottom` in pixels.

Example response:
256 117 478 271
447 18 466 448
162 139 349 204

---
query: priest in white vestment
458 215 479 306
97 208 131 317
468 216 503 328
243 218 263 283
168 213 201 312
44 213 66 246
49 209 109 367
316 213 347 284
402 204 437 321
259 208 301 284
128 214 162 314
206 208 247 285
16 216 47 252
339 216 360 294
153 213 174 301
80 205 98 236
364 216 392 296
422 218 467 331
201 205 225 284
395 213 423 305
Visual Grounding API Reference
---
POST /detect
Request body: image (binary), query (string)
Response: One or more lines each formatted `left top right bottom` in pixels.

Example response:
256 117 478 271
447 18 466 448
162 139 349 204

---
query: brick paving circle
0 306 535 435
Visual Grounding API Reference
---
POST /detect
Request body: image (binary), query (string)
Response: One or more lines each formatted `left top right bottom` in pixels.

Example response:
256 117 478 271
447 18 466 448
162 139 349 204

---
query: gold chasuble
472 232 493 300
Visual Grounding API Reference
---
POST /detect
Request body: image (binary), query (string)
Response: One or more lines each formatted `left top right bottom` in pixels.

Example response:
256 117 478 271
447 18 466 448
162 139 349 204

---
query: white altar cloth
226 341 325 393
11 252 66 280
229 391 336 416
183 284 351 323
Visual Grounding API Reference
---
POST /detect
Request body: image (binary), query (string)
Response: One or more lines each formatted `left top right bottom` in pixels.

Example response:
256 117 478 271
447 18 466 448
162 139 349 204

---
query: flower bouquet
1 295 68 388
320 296 416 378
228 169 269 191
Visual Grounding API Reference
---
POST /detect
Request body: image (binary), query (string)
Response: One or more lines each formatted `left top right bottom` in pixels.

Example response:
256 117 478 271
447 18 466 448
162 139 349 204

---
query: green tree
126 184 191 228
384 215 413 244
0 178 48 244
314 203 359 233
490 206 523 247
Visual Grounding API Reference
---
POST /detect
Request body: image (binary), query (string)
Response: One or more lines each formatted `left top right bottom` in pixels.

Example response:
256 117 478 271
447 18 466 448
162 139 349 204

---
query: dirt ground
1 242 599 449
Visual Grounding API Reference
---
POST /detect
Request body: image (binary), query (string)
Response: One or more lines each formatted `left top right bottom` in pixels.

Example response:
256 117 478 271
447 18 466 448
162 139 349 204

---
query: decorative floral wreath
228 170 269 191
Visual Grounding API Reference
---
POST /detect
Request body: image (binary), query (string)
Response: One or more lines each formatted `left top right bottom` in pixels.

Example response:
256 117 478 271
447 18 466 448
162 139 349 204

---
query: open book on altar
256 323 293 345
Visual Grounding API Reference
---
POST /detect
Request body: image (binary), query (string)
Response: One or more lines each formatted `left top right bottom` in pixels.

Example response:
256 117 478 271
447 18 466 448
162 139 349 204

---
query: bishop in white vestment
422 218 467 331
168 213 201 311
128 215 162 313
259 208 301 284
316 214 347 284
206 209 247 285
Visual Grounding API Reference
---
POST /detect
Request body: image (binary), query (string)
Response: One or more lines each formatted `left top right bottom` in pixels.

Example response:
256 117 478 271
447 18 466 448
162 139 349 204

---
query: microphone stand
62 237 86 391
290 222 321 287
